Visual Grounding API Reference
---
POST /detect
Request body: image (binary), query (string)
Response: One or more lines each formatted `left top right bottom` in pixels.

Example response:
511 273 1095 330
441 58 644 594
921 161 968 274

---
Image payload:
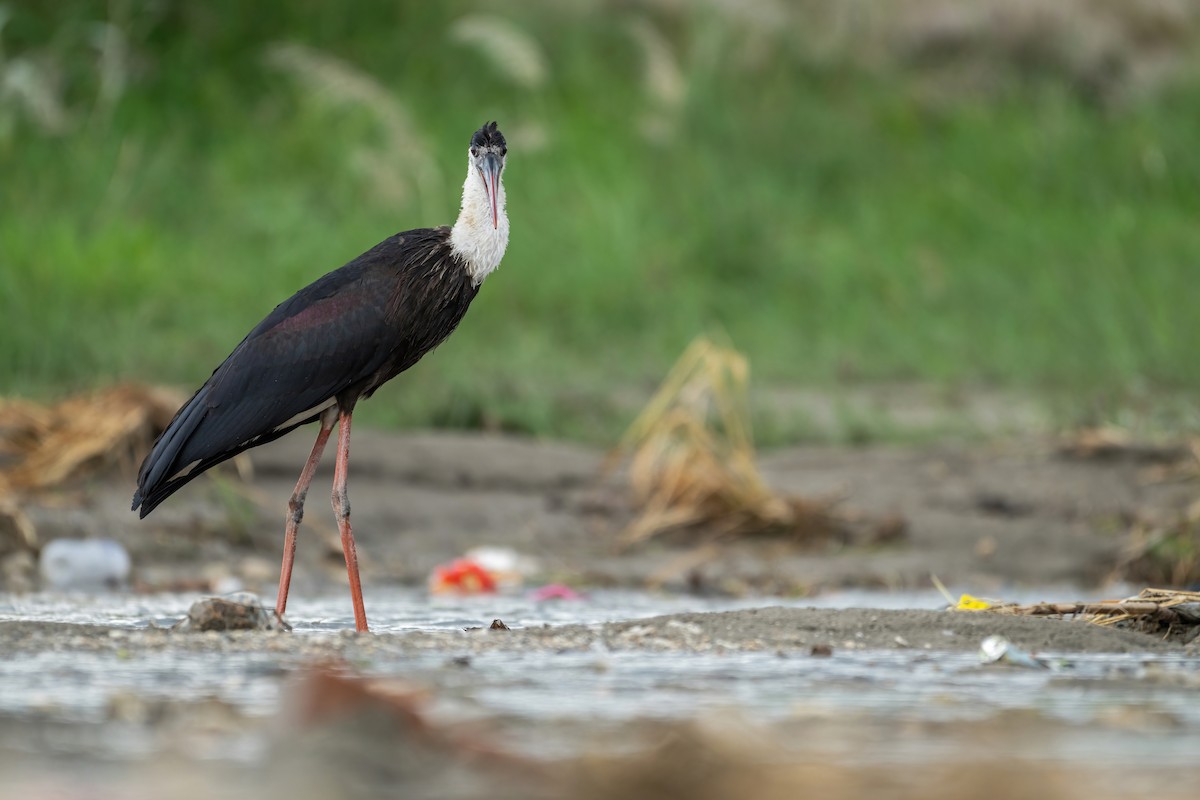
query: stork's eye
470 147 478 157
500 146 507 156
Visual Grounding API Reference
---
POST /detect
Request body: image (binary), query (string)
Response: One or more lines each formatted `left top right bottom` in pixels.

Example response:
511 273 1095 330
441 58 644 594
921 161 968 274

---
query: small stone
810 644 834 657
172 592 289 632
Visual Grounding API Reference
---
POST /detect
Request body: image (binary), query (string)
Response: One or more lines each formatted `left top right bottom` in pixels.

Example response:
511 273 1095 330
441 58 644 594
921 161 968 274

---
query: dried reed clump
264 42 441 209
1094 587 1200 637
972 587 1200 641
0 383 183 496
611 337 840 547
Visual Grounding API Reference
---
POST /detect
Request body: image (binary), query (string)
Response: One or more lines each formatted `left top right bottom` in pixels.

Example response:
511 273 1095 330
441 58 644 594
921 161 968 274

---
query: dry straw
611 336 838 547
0 383 182 496
965 587 1200 640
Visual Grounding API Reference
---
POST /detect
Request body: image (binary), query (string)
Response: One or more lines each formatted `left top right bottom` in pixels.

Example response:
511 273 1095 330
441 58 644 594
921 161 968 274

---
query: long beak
477 153 502 229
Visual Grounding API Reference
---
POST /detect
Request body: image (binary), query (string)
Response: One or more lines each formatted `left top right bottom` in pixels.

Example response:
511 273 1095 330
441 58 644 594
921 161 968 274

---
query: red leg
331 409 369 632
275 406 339 618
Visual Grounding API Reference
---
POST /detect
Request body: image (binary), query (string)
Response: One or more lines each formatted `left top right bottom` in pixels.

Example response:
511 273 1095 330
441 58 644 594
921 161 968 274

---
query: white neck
449 159 509 285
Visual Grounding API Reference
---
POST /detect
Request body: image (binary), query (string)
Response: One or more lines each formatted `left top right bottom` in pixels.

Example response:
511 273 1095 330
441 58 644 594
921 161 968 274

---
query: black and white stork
132 121 510 632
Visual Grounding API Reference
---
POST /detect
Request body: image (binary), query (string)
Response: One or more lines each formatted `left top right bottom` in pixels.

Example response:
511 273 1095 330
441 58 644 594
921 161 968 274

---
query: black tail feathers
132 387 209 517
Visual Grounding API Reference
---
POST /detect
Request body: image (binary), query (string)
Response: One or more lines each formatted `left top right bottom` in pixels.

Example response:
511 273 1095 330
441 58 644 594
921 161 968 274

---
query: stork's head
469 121 506 229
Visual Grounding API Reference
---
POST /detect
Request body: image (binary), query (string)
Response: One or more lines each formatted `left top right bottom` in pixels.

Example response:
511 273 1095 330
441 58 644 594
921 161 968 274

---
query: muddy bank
13 431 1198 596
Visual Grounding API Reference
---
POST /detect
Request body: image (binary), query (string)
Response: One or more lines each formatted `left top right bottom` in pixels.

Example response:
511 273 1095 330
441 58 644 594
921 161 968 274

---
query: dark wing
133 238 417 517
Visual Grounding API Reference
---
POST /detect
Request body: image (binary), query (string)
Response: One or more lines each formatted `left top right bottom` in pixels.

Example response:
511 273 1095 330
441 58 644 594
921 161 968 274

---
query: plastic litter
429 558 498 594
978 635 1049 669
464 546 538 587
39 538 131 590
956 594 993 610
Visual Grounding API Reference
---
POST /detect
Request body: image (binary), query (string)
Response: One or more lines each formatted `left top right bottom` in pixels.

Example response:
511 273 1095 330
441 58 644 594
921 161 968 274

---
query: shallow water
1 587 1198 767
0 584 1133 630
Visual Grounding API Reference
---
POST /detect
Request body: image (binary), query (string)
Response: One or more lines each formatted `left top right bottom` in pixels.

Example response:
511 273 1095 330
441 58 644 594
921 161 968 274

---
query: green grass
2 1 1199 443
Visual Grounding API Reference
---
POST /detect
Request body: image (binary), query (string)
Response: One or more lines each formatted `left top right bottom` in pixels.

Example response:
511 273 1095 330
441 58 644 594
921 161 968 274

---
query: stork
132 121 510 632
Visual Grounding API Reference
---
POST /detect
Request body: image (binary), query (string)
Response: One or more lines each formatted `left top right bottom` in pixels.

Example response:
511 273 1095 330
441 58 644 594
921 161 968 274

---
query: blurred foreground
1 597 1198 800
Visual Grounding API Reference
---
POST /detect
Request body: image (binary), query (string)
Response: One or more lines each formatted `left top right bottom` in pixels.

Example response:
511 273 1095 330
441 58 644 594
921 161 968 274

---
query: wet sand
0 603 1187 656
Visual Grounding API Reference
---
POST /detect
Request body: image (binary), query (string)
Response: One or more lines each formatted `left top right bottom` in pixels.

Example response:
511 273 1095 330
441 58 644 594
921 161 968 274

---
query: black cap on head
471 121 506 151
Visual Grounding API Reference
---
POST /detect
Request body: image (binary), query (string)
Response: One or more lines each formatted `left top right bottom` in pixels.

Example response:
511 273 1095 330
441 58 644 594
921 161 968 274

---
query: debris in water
462 619 512 632
979 635 1049 669
173 592 289 632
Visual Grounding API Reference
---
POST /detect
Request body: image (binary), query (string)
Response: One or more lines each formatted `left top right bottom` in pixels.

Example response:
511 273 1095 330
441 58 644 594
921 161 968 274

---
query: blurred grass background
1 0 1198 443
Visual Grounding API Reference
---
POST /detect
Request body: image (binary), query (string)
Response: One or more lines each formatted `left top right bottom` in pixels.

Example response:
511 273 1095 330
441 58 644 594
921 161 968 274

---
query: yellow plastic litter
956 594 993 611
